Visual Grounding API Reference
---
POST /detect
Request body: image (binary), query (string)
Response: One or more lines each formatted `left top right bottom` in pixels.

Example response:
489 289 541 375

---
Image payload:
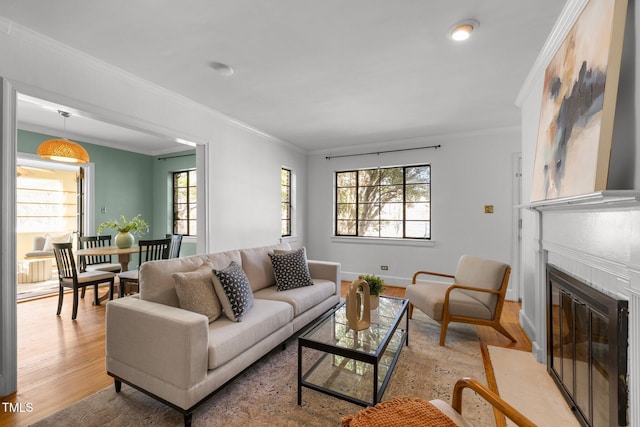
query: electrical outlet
380 265 388 271
100 206 107 214
484 205 494 214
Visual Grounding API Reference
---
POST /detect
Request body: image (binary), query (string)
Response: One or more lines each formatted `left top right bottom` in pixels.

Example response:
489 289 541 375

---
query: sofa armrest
106 297 209 390
308 260 341 291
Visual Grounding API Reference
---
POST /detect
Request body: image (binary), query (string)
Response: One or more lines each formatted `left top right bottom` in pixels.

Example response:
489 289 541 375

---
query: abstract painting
530 0 627 201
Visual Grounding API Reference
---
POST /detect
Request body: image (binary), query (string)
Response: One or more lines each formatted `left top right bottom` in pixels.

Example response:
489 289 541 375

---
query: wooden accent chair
405 255 516 346
341 377 535 427
52 242 116 320
117 238 171 297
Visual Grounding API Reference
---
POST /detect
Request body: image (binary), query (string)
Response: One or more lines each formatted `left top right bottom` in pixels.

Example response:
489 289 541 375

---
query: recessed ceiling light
209 61 234 77
448 19 479 41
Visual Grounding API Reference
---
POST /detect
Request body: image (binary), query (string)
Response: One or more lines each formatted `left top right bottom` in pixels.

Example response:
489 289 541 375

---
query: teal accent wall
18 129 196 257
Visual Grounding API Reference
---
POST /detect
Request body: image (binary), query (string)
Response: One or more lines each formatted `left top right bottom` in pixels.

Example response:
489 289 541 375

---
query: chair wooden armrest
412 270 455 283
452 377 535 427
445 283 501 298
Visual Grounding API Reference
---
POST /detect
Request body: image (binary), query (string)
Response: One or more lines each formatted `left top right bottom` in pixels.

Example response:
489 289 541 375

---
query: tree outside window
335 165 430 239
173 169 196 236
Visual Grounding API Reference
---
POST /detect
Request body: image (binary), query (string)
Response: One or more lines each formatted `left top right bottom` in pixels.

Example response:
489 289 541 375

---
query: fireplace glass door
547 265 628 427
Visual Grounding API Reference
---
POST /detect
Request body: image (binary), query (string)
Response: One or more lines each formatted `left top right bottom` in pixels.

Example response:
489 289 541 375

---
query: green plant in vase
358 273 387 309
97 214 149 248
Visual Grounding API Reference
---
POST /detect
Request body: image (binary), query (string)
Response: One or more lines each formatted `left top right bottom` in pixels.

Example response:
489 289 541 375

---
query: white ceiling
2 1 566 153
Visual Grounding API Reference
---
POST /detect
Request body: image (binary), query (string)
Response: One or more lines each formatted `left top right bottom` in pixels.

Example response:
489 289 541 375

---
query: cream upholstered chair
341 377 535 427
405 255 516 346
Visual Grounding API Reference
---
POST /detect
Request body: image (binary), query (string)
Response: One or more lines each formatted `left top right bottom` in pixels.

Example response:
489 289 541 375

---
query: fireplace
547 264 628 427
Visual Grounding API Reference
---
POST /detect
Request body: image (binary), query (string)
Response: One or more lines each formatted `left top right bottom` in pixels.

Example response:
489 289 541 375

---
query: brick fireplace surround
524 191 640 426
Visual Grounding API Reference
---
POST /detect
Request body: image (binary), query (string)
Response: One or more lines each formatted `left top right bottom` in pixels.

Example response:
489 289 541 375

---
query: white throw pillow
43 232 72 251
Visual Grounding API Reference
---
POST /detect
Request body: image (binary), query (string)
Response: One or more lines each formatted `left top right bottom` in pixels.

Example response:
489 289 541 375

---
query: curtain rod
325 144 441 160
157 153 196 161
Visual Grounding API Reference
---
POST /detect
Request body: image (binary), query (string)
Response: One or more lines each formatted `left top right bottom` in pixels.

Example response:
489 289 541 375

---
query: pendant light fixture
37 110 90 164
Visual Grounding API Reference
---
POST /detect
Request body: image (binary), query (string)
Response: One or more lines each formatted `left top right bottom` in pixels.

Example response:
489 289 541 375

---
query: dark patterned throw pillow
212 261 254 322
268 247 314 291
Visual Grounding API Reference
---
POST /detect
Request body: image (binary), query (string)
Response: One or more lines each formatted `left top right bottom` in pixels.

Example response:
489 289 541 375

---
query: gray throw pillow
173 262 222 323
268 247 314 291
212 261 254 322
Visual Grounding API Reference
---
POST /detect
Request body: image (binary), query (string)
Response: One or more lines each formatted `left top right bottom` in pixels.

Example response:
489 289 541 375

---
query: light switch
484 205 494 214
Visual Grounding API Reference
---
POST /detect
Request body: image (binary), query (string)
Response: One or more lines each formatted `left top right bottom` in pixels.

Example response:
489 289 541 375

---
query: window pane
406 184 430 202
189 187 197 202
281 169 290 186
188 170 197 185
359 220 379 237
406 221 430 238
358 186 378 202
281 219 290 236
380 185 403 202
358 203 379 221
337 171 356 187
176 188 188 204
380 167 403 185
380 221 402 237
380 203 402 220
189 205 197 220
406 166 430 184
188 220 197 235
406 202 429 220
337 187 356 203
175 220 188 235
337 220 356 235
337 203 356 220
358 169 379 186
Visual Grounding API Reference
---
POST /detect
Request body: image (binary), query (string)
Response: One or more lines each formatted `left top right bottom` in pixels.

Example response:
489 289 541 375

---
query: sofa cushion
269 247 313 291
207 299 293 369
140 255 207 307
240 243 290 292
404 281 493 321
253 279 336 317
173 262 222 323
212 261 254 322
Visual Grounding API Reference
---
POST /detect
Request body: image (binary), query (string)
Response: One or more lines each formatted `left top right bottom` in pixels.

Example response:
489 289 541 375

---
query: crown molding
515 0 588 107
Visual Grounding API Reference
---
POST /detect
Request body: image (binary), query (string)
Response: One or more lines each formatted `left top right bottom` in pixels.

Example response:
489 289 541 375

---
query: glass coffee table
297 296 408 407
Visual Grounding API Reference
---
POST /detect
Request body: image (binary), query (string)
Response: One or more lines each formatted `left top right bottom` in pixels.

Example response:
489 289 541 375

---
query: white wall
306 129 519 287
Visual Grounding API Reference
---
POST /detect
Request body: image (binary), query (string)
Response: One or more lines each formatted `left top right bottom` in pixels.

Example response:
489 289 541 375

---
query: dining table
75 244 143 303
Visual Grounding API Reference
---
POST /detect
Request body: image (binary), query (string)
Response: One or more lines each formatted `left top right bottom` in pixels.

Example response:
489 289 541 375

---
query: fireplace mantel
524 190 640 212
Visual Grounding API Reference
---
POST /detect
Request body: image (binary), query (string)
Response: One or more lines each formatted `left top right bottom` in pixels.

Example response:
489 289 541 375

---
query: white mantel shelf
522 190 640 212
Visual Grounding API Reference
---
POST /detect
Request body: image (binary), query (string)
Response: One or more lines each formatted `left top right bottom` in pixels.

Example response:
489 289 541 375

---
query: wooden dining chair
52 242 116 320
117 238 171 297
165 233 183 259
78 235 122 273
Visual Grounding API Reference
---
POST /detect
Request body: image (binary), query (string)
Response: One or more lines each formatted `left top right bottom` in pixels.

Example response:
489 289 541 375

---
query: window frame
172 169 197 236
281 167 292 237
334 164 431 240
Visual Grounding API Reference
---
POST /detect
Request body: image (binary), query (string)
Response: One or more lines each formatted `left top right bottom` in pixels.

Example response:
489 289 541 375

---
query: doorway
15 155 90 300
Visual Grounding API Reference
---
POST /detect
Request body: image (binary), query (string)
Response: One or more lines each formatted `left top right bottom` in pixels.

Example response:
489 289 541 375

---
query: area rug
488 345 579 427
32 312 493 427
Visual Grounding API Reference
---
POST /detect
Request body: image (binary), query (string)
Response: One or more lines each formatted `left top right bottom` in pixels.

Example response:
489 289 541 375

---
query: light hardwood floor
0 283 531 426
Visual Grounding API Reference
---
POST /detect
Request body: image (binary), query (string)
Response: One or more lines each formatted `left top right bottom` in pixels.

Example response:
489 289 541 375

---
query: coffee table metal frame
297 296 409 407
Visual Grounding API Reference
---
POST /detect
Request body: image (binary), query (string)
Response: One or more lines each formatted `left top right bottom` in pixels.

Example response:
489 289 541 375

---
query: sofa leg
114 379 122 393
281 342 286 351
184 412 192 427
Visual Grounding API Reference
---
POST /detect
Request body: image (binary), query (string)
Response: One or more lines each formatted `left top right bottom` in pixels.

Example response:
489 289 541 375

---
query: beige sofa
105 243 340 426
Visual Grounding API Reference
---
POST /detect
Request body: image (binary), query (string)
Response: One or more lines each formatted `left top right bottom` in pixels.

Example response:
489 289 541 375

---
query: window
281 168 291 237
335 165 430 239
16 170 78 233
173 169 197 236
